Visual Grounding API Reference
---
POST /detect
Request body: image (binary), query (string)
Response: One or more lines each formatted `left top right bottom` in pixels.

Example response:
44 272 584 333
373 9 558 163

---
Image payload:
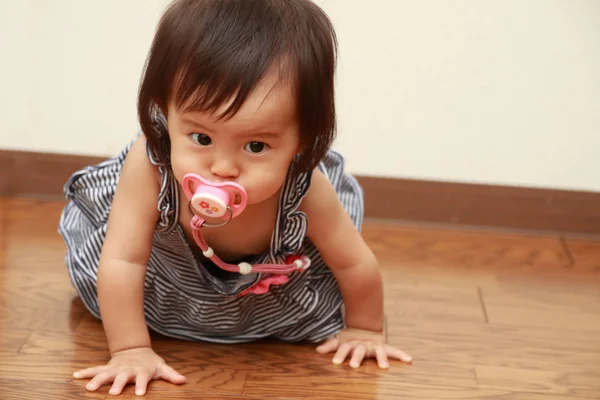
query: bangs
160 0 296 119
173 55 295 121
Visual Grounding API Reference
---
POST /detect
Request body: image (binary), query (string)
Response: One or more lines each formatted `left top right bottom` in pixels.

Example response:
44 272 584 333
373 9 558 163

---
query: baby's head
138 0 337 204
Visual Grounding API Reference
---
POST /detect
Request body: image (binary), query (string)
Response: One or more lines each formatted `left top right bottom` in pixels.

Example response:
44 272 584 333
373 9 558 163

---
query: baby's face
166 73 300 206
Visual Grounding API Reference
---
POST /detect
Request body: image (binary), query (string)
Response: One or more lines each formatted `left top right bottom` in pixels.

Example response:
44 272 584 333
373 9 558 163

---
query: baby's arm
97 136 160 354
73 136 185 395
302 169 412 368
303 169 383 331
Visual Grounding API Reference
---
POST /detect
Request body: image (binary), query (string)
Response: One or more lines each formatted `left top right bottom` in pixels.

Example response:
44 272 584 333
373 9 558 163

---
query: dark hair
138 0 338 176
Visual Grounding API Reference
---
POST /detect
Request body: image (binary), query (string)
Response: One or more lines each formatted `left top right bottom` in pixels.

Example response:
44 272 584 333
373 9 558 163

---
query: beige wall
1 0 599 191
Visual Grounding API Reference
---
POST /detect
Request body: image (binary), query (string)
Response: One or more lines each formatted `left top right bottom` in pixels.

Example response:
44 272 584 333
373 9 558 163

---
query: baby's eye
190 133 212 146
244 141 269 154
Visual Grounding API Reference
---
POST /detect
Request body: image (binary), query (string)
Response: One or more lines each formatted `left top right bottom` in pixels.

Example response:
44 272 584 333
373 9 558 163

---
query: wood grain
0 305 84 334
476 365 600 398
383 282 486 323
566 239 600 272
0 330 31 355
243 375 591 399
1 196 599 399
0 197 6 257
0 268 81 310
482 284 600 331
112 389 285 400
0 378 106 400
387 320 600 374
0 353 105 382
362 222 571 269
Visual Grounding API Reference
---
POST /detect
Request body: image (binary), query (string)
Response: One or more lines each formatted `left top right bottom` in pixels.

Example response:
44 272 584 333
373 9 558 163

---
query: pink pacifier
182 173 248 227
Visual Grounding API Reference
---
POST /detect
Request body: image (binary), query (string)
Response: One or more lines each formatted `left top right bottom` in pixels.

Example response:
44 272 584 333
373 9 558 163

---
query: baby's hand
72 347 186 396
316 327 412 369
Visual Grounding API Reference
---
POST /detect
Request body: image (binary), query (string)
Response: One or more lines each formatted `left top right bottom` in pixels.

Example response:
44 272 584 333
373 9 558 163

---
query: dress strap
144 113 180 233
268 160 313 262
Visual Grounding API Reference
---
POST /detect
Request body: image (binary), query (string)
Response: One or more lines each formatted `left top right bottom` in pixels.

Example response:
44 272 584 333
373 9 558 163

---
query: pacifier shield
182 173 248 220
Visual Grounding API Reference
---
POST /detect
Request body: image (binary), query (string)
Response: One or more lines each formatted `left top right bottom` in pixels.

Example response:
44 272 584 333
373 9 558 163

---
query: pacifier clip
183 173 311 276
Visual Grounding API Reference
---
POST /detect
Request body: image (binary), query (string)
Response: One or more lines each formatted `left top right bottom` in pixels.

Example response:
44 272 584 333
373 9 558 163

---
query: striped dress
58 134 364 344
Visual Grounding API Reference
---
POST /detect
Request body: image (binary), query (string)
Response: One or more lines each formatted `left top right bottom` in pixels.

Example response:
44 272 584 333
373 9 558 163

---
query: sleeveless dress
58 132 364 344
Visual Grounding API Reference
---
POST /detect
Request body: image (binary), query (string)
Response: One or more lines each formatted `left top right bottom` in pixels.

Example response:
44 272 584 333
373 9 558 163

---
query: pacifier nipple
182 173 248 221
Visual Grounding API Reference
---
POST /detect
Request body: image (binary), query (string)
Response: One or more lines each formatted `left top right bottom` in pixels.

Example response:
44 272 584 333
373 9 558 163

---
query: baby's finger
86 370 118 392
156 363 186 384
375 345 390 369
385 345 413 363
316 337 339 354
108 368 136 396
73 365 111 379
349 344 367 369
135 369 152 396
332 341 353 365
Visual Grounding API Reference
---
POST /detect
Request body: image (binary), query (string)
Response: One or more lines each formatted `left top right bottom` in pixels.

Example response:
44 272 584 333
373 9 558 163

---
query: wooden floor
1 196 599 399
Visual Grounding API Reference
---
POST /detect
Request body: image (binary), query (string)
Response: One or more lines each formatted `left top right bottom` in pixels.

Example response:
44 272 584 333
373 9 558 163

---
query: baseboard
2 148 599 236
356 176 600 237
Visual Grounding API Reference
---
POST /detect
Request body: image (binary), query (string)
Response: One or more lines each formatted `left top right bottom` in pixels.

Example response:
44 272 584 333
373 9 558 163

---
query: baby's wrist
344 314 384 333
343 323 385 335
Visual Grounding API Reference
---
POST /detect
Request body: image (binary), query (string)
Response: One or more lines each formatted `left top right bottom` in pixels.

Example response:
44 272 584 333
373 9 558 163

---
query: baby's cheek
172 150 206 177
247 169 287 203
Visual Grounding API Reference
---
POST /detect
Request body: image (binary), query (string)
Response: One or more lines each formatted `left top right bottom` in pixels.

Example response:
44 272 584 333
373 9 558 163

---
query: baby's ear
295 140 305 155
154 98 168 116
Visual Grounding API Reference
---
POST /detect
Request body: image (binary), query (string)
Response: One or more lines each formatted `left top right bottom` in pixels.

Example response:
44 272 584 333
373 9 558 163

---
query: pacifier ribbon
182 173 311 276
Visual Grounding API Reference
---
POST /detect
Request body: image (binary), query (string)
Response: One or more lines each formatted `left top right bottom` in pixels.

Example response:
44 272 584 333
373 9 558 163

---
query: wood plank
0 330 31 355
363 223 570 270
476 365 600 398
383 282 486 323
4 197 66 234
19 331 471 381
0 268 81 310
0 197 7 261
387 320 600 374
74 312 106 337
242 374 428 400
243 375 585 399
0 353 251 397
19 331 248 394
0 353 104 383
18 331 480 396
19 331 110 360
0 305 84 334
566 239 600 272
113 388 283 400
3 198 68 272
482 283 600 332
243 356 478 392
0 378 106 400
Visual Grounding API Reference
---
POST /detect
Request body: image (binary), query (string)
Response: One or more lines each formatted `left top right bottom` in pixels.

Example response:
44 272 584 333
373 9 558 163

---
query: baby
58 0 412 396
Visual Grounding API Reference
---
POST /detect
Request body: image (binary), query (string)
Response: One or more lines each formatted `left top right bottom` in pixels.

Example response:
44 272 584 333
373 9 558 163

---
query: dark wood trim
0 149 105 200
356 176 600 236
2 149 599 236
